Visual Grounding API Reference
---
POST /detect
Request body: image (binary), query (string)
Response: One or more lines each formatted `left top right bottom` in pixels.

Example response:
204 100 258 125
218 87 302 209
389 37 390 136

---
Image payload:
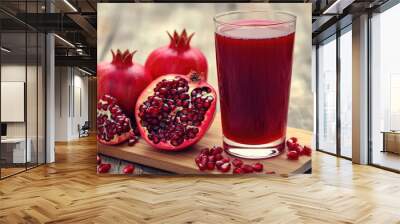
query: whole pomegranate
97 94 135 145
98 49 152 118
145 29 208 80
135 72 216 151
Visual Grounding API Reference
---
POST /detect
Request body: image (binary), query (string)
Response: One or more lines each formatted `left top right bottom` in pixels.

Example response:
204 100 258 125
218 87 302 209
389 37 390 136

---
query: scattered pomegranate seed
218 162 231 173
128 138 138 146
252 163 264 172
288 137 298 143
214 154 223 161
210 146 223 155
98 163 111 173
208 155 216 163
207 162 216 170
292 144 303 154
233 167 244 174
123 164 135 174
242 164 254 173
287 142 298 151
287 150 299 160
200 148 210 155
215 160 224 168
286 137 299 149
222 157 230 163
232 158 243 168
198 163 206 171
195 155 202 164
302 145 312 156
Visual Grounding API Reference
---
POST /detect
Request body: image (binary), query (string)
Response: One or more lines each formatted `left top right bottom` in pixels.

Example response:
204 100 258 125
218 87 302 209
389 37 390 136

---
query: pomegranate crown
111 49 136 67
167 29 194 50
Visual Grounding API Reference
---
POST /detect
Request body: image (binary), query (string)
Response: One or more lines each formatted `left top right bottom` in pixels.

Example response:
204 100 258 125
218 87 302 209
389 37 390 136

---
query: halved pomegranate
97 94 135 145
135 72 216 151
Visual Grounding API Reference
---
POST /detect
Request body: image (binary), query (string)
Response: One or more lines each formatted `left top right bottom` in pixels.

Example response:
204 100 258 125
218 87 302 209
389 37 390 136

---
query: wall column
45 0 55 163
352 14 369 164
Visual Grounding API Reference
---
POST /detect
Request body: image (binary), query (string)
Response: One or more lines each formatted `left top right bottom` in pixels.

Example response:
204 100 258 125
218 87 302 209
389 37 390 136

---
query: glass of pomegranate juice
214 11 296 159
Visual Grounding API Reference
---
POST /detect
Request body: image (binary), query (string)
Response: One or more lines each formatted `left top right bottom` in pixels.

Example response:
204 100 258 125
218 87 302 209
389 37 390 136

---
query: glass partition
339 27 352 158
317 35 337 155
0 27 28 178
371 3 400 171
0 1 46 179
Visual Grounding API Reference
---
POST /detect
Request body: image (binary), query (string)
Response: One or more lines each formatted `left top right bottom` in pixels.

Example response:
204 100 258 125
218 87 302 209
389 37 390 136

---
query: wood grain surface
1 135 400 223
98 114 312 175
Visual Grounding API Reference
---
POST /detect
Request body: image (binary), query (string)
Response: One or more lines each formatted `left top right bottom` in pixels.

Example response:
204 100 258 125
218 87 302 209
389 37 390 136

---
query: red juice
215 20 295 145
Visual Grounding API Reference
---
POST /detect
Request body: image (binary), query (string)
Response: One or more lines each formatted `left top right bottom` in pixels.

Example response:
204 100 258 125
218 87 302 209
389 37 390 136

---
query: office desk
1 138 31 164
381 131 400 154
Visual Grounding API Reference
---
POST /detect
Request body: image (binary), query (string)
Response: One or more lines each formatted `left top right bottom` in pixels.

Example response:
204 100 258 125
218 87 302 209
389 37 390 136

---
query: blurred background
97 3 312 131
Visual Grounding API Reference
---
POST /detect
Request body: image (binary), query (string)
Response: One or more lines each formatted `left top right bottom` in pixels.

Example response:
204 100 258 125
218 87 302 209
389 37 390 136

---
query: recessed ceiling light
63 0 78 12
54 34 75 48
1 47 11 53
323 0 354 15
78 67 93 76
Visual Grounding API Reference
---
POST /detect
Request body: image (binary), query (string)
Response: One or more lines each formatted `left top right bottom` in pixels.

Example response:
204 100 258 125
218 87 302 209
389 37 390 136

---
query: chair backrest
82 121 90 129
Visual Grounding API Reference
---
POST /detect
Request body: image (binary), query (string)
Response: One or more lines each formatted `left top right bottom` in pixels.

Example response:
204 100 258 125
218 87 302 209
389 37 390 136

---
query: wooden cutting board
98 114 312 175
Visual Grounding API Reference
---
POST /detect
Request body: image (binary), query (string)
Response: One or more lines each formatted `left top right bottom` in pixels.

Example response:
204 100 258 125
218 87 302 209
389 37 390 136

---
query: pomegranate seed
195 155 202 164
302 145 312 156
218 162 231 173
287 150 299 160
200 148 210 155
222 158 230 163
197 156 208 171
242 164 254 173
252 163 263 172
123 164 135 174
128 138 137 146
292 144 303 154
290 137 298 142
98 163 111 173
287 142 299 151
214 154 223 161
232 158 243 167
233 167 244 174
207 162 216 170
286 137 298 148
200 155 208 164
211 146 223 155
197 162 207 171
208 155 216 163
215 160 224 168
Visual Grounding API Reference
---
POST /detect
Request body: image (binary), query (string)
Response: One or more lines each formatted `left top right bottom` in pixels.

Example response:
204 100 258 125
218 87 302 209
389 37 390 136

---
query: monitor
1 123 7 137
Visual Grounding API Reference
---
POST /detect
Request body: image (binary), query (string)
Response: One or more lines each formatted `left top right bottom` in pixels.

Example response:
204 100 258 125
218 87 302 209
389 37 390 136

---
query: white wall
54 67 89 141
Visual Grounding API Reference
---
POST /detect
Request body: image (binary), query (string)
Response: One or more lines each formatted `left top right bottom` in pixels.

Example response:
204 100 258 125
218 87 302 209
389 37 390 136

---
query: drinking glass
214 10 296 159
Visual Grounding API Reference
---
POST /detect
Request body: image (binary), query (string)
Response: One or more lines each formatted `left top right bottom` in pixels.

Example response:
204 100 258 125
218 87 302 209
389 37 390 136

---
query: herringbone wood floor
1 136 400 224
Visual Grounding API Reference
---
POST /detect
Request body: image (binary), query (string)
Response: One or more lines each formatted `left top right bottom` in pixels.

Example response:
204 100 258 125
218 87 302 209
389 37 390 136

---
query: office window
339 28 352 158
317 36 337 154
371 3 400 171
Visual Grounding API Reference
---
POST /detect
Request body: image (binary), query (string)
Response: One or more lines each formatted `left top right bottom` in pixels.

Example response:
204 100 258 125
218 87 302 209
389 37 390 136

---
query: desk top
1 138 27 143
381 131 400 134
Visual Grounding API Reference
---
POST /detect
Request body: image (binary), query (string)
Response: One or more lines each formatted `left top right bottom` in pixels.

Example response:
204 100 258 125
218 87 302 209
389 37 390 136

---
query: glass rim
213 10 296 27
